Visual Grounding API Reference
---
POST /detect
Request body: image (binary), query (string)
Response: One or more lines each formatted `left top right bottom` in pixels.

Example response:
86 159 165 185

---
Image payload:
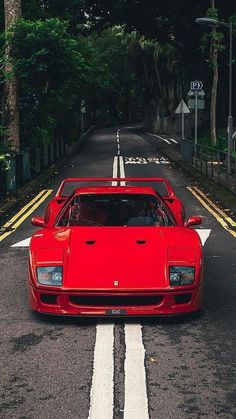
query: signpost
188 81 205 151
175 99 190 139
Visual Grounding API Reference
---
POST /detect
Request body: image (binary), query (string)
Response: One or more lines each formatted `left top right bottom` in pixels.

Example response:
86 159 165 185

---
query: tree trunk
4 0 21 151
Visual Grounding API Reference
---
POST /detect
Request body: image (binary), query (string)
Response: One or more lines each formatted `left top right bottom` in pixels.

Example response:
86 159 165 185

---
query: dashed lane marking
0 189 53 242
88 324 114 419
169 138 178 144
188 186 236 238
146 132 171 145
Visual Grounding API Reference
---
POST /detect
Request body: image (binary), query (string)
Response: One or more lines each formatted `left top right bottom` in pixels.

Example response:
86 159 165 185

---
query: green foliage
6 18 108 147
89 26 141 120
0 127 12 171
198 133 227 151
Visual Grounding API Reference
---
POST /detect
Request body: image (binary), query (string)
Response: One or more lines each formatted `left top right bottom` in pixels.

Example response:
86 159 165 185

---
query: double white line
88 324 149 419
88 140 149 418
112 156 126 186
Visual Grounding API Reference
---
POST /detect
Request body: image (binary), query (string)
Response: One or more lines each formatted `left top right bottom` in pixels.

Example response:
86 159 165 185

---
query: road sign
188 89 205 97
175 100 190 139
191 80 203 91
188 99 205 110
175 100 190 114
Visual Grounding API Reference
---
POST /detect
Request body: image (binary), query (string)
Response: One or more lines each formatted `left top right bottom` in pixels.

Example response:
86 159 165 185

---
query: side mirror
31 217 45 228
185 216 202 228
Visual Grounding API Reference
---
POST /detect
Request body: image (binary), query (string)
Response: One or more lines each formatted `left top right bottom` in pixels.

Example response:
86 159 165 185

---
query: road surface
1 126 236 419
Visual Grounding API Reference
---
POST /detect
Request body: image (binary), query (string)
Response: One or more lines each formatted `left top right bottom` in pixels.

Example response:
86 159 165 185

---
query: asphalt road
1 126 236 419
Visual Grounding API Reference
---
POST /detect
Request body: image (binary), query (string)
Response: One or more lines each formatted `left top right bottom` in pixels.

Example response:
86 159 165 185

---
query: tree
209 0 218 145
8 18 109 147
4 0 21 151
200 2 225 145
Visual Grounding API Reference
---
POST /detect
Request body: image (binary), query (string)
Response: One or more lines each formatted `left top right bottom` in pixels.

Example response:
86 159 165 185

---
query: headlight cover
169 266 195 286
37 266 63 286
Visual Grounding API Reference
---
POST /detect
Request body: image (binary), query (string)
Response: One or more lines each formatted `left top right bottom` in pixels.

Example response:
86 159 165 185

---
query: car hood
31 227 202 291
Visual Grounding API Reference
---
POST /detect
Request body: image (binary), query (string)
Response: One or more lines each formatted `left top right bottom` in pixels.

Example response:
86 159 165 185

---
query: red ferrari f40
28 178 203 316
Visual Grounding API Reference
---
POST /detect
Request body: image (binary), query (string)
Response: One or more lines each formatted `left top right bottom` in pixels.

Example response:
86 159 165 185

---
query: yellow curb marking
193 186 236 227
0 189 53 242
187 186 236 239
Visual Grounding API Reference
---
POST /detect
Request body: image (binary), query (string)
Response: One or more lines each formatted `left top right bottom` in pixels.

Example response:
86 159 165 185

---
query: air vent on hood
86 241 96 245
136 240 146 245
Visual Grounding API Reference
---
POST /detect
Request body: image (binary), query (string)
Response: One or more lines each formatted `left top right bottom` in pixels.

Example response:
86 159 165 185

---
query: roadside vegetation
0 0 235 165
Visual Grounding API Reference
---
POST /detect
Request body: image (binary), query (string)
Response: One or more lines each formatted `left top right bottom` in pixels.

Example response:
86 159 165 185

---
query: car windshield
58 194 174 227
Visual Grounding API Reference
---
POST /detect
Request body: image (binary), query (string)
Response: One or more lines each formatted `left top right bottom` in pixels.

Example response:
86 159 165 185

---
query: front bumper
28 284 203 316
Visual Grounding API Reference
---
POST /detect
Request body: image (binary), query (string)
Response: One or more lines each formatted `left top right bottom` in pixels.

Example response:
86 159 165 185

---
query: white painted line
124 324 149 419
11 237 31 248
112 156 118 186
195 229 211 246
118 150 121 155
146 132 171 145
119 156 126 186
88 324 114 419
117 144 120 150
169 138 178 144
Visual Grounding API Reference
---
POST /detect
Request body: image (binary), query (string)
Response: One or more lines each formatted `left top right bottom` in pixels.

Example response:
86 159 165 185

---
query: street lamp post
195 17 233 175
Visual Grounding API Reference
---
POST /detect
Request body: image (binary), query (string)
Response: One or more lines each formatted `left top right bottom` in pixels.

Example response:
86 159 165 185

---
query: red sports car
28 178 203 316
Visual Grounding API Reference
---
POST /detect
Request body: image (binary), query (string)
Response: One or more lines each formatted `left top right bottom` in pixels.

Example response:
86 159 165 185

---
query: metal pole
227 21 233 175
194 90 198 155
181 99 185 140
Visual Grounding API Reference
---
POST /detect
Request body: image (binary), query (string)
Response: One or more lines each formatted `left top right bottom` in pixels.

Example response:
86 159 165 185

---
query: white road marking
11 237 31 247
119 153 148 417
169 138 178 144
119 156 126 186
112 156 118 186
146 132 171 144
88 324 114 419
124 324 149 419
195 229 211 246
124 156 170 165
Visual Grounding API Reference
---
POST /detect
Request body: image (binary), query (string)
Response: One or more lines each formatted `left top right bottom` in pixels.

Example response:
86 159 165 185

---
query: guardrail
181 139 236 191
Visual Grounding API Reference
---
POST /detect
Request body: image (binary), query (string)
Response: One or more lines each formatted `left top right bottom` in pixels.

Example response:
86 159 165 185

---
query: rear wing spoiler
55 177 176 199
